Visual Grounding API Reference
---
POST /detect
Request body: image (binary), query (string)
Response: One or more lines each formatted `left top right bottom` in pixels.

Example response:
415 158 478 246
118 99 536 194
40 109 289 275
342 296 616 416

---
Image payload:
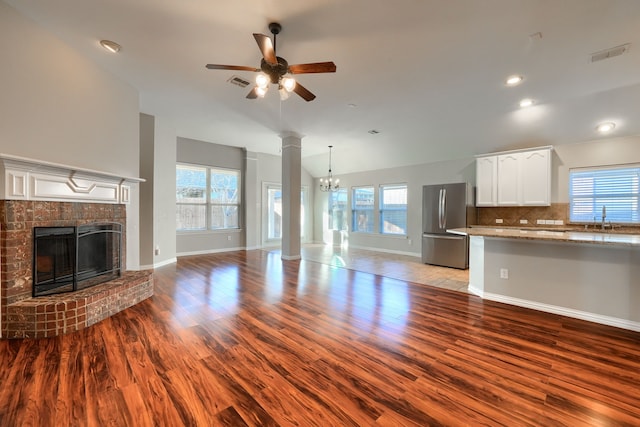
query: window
569 165 639 224
266 185 282 240
264 184 308 241
380 184 408 235
328 189 348 231
352 186 375 233
176 164 241 231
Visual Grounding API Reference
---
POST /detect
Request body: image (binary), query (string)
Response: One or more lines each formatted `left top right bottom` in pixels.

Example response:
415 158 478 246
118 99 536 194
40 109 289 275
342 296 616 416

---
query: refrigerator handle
441 188 447 229
438 188 444 229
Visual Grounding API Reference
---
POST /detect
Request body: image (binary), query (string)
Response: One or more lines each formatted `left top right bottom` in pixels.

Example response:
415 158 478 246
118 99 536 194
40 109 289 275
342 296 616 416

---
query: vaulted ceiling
6 0 640 177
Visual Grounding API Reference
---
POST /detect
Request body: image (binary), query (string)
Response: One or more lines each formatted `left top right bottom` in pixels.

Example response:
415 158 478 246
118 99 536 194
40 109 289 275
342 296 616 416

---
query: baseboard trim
347 244 421 258
177 247 245 257
482 292 640 332
137 257 177 270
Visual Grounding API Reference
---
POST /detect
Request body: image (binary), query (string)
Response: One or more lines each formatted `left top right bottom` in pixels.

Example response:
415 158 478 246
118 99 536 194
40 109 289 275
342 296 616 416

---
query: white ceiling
5 0 640 177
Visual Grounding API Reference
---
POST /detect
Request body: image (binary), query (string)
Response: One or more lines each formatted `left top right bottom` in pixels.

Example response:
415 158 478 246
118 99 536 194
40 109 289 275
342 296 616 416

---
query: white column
281 133 302 260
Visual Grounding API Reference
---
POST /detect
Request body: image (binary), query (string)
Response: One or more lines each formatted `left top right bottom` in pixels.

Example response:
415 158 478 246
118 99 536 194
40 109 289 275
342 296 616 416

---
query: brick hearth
0 200 153 338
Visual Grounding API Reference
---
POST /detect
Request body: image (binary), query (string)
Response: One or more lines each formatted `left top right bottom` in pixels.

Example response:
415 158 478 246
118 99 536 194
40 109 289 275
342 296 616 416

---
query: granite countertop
447 227 640 247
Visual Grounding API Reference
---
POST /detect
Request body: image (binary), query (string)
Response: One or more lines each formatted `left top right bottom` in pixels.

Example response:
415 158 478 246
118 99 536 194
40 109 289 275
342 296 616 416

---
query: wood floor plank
2 248 640 426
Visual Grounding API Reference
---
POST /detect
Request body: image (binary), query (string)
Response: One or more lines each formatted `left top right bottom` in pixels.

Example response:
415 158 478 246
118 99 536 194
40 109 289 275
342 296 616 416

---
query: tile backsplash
476 203 569 227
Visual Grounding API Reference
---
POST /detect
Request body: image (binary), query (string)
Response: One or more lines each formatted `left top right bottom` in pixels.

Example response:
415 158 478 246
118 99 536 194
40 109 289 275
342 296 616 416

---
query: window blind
569 165 640 224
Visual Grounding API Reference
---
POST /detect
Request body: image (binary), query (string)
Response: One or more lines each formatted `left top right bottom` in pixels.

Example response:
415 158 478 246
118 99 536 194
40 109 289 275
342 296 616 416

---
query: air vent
227 75 251 88
590 43 630 62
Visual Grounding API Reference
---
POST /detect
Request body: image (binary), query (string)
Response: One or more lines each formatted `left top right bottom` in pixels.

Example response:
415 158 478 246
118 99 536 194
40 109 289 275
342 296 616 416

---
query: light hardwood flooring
268 243 470 292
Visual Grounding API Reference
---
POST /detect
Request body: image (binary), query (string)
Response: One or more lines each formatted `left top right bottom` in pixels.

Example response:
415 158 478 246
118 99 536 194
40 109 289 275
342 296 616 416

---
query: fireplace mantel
0 154 144 204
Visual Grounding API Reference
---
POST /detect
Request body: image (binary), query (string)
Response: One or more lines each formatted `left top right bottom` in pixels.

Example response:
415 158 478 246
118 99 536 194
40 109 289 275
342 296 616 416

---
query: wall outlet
520 219 528 224
496 219 503 224
227 235 232 241
500 268 509 279
154 246 160 256
408 239 412 245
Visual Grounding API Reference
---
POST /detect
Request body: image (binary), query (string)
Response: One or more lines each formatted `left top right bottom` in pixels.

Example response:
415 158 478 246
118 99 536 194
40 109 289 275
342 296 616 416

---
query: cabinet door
520 149 550 206
497 153 520 205
476 156 497 206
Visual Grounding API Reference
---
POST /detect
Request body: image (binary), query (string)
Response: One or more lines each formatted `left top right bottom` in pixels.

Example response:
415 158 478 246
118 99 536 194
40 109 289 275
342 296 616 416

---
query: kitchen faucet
601 206 606 230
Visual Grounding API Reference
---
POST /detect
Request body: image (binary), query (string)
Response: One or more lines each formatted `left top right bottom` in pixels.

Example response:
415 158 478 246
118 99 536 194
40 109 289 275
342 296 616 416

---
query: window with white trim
328 188 348 231
176 164 241 231
569 165 639 224
379 184 408 235
352 186 375 233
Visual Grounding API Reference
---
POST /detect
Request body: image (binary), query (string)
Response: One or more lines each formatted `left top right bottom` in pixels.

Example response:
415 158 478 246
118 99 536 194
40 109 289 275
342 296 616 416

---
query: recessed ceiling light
519 98 534 108
99 39 121 53
505 75 523 86
596 122 616 133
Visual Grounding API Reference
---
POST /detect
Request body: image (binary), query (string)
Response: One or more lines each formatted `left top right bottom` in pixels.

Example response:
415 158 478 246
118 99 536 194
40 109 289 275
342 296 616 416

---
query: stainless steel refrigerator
421 182 475 269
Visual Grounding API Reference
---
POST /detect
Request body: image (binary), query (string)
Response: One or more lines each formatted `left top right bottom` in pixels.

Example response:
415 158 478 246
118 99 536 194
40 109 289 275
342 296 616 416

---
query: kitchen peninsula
449 227 640 332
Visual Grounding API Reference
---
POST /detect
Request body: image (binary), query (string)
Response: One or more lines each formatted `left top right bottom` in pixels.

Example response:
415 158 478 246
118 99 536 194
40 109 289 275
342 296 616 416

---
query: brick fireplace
0 201 153 338
0 154 152 338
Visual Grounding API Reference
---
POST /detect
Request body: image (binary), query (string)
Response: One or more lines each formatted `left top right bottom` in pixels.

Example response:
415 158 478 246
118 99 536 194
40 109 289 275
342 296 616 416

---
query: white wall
0 2 141 268
314 157 475 255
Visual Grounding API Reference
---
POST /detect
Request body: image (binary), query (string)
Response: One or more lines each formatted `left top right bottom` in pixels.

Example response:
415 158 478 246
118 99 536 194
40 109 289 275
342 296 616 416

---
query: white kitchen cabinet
519 148 550 205
476 146 551 207
497 153 520 205
475 155 497 206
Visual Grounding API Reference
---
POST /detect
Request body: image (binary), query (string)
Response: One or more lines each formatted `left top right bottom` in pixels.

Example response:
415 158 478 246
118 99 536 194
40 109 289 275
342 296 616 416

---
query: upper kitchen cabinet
476 155 498 206
476 146 551 207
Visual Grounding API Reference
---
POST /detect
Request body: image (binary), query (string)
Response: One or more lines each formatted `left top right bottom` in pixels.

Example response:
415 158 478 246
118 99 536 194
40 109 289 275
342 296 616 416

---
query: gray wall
139 114 177 268
176 137 246 255
314 157 476 256
0 2 139 177
0 2 141 268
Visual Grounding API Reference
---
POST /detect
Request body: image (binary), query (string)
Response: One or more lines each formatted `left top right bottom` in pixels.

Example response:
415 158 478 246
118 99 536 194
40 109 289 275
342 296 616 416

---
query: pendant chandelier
319 145 340 192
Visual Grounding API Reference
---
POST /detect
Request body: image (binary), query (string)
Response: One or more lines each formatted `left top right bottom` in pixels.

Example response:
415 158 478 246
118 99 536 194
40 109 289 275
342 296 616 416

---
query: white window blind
569 165 640 224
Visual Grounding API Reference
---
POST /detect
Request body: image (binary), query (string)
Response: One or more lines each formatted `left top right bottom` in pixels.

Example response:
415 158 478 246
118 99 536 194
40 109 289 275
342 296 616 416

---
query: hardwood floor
1 248 640 426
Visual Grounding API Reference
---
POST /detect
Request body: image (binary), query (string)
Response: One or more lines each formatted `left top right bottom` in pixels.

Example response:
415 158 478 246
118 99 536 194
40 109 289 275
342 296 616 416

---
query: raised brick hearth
1 200 153 338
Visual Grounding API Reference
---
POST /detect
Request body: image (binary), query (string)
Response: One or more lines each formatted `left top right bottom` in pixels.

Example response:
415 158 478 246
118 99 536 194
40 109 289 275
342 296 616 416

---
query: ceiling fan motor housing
261 57 289 84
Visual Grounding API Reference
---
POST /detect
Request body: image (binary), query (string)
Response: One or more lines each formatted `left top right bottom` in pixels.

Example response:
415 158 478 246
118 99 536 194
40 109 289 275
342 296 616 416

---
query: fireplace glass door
33 223 122 297
33 227 76 296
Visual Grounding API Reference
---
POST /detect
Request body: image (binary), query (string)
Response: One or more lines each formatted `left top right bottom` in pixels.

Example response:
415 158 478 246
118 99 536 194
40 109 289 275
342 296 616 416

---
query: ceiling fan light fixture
279 86 290 101
255 86 268 98
256 73 269 89
281 75 296 92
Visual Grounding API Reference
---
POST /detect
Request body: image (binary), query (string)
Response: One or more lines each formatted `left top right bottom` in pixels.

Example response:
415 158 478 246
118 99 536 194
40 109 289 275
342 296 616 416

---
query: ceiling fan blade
246 88 258 99
206 64 260 72
293 82 316 102
253 33 277 65
288 62 337 74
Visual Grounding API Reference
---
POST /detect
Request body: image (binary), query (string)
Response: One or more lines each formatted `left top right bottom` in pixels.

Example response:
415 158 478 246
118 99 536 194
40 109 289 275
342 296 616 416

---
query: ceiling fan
205 22 336 102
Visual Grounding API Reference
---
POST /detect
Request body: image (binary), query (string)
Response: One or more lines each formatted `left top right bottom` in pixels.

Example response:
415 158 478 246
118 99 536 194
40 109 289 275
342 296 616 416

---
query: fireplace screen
33 223 122 297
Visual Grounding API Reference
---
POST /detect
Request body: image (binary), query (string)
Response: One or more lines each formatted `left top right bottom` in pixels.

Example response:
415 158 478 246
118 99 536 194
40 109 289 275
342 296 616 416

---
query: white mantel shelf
0 153 144 204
